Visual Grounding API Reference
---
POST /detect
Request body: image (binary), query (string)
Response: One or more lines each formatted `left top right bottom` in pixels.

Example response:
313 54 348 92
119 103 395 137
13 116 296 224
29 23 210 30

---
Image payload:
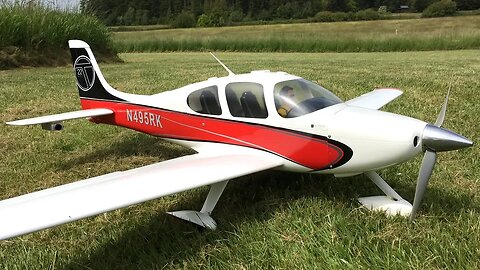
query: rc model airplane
0 40 473 240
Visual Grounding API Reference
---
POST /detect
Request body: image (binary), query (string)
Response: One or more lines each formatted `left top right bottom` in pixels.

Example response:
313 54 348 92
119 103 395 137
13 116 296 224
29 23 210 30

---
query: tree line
80 0 480 26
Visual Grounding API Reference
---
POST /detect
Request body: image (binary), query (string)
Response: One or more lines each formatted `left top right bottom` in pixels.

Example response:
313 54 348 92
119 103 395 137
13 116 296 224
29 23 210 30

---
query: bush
333 12 350 21
197 13 226 27
354 9 380 20
314 11 350 22
422 0 457 18
314 11 334 22
173 11 196 28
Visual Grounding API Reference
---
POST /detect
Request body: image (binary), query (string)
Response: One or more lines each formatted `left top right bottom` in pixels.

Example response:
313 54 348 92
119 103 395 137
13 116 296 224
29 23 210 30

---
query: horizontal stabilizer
0 152 282 240
346 88 403 110
6 108 113 126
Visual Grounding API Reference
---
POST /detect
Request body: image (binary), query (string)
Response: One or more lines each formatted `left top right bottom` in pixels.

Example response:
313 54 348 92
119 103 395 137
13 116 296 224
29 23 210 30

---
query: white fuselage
83 70 428 176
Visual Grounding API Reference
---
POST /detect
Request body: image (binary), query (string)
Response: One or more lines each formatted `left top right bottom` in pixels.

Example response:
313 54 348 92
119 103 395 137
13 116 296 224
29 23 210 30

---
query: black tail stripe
70 48 124 102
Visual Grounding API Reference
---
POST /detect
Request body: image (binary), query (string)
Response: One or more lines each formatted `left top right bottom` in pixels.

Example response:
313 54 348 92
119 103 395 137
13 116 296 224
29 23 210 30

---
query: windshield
274 79 342 118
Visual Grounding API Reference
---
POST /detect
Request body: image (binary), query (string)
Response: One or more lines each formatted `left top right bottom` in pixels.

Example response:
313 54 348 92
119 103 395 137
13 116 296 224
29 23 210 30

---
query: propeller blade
410 150 437 221
434 83 451 127
410 83 473 220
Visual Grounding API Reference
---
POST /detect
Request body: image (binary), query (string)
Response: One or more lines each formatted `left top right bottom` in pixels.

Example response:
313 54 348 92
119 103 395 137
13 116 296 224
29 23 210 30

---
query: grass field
0 50 479 269
113 15 480 53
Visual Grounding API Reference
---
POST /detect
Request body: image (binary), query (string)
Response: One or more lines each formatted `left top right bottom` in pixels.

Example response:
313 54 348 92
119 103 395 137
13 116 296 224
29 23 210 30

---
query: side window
187 86 221 115
225 82 267 118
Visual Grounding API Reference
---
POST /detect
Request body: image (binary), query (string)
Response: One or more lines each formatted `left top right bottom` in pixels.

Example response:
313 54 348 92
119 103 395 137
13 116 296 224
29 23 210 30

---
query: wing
346 88 402 110
0 151 282 240
5 108 113 126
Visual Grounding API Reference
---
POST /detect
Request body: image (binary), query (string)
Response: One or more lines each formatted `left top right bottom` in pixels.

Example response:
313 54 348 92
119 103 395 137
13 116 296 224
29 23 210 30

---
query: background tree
455 0 480 10
79 0 474 27
413 0 436 11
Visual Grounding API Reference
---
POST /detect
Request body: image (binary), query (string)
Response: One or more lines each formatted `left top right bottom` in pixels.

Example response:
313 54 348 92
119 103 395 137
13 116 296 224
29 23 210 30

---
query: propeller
410 87 473 221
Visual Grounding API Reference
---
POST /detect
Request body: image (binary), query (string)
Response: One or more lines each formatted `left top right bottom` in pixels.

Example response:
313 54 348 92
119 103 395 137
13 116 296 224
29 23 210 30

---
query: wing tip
6 120 27 126
374 88 403 95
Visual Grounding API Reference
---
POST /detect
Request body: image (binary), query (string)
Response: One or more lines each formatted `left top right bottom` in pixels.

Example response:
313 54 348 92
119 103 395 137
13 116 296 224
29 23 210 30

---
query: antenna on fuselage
210 52 235 76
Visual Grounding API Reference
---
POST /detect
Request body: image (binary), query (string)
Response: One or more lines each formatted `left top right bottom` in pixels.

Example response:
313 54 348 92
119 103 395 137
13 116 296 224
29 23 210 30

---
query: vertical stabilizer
69 40 124 103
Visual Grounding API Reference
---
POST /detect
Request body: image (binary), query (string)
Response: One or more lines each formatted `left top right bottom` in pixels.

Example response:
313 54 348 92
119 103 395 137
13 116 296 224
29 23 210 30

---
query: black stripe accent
164 136 351 171
70 48 125 102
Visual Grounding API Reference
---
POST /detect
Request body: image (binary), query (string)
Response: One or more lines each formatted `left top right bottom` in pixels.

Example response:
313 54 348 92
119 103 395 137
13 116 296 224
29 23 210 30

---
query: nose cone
422 124 473 152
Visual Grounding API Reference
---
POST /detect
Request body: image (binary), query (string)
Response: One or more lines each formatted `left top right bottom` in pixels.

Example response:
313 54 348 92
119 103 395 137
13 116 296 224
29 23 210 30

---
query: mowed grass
114 15 480 53
0 50 479 269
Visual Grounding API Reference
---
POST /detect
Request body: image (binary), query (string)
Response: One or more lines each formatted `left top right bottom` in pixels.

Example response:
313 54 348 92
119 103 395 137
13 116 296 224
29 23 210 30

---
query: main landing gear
167 180 229 229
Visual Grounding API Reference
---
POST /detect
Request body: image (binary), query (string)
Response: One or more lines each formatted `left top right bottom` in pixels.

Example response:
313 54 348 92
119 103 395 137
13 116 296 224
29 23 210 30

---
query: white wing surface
0 152 282 240
6 108 113 126
346 89 403 110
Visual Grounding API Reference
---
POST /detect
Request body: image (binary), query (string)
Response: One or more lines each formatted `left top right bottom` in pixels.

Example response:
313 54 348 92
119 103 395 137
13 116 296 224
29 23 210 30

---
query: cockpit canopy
187 77 342 119
274 79 342 118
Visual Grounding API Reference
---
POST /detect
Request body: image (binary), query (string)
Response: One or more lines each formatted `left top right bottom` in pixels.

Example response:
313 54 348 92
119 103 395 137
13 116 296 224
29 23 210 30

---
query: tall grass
0 4 115 68
114 15 480 53
116 35 480 53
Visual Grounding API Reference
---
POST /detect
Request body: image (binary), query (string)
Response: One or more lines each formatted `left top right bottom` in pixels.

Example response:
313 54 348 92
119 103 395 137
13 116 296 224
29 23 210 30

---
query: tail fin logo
74 56 96 92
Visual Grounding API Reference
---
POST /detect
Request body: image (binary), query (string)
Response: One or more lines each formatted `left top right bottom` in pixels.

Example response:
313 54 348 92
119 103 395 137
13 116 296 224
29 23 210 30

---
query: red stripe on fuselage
82 99 344 170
